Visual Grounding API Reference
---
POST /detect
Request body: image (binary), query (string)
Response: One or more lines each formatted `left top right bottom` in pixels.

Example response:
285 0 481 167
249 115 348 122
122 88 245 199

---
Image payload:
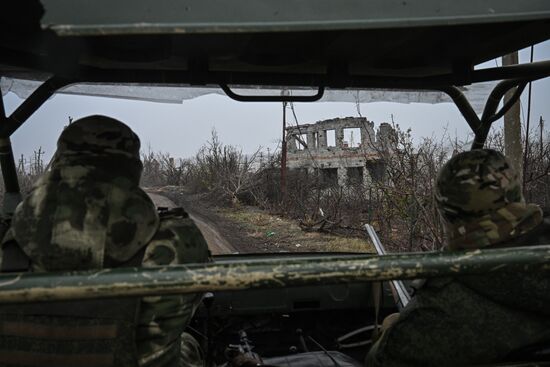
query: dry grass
218 207 375 253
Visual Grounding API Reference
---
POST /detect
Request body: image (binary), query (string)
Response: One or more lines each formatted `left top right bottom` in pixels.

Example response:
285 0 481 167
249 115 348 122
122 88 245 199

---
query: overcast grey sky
3 41 550 162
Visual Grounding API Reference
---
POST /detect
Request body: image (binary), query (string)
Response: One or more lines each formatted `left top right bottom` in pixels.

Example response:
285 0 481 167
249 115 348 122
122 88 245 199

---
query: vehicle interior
1 1 550 366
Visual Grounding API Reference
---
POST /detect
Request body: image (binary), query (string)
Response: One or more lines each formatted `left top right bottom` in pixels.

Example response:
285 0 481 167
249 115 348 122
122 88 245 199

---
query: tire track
146 192 236 255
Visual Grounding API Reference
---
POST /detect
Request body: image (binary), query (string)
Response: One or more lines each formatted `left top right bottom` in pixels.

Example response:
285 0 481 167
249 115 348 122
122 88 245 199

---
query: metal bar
471 132 489 150
3 47 550 89
0 137 20 195
0 76 70 213
365 224 411 310
439 86 481 132
85 61 549 89
472 79 527 149
0 77 71 138
446 78 528 150
220 84 325 102
471 60 550 84
0 245 549 303
46 60 550 89
0 94 5 119
481 79 519 123
0 94 22 213
487 82 526 124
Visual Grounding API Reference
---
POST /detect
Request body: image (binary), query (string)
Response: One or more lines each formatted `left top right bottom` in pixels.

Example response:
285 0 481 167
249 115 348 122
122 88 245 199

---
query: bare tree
185 129 263 205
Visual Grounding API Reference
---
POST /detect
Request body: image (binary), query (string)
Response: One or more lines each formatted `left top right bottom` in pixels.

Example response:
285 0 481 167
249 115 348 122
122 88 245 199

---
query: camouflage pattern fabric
137 207 210 367
9 115 159 270
435 149 542 250
366 149 550 367
367 217 550 367
0 116 210 366
180 331 206 367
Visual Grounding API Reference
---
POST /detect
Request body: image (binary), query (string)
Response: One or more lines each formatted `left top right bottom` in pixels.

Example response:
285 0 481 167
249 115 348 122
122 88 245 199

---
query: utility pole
540 116 545 158
280 92 289 200
522 45 534 189
502 52 523 182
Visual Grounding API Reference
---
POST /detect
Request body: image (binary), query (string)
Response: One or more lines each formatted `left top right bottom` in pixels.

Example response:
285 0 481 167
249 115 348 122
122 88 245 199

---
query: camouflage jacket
137 207 210 367
366 217 550 367
0 116 210 366
0 204 209 367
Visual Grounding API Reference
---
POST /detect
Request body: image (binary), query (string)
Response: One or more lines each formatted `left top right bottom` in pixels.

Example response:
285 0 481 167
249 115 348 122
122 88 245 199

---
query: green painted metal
0 245 548 303
41 0 550 36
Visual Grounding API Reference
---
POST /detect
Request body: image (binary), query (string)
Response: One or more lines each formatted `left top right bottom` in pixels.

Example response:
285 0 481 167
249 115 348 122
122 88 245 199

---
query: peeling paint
0 274 22 287
0 246 548 303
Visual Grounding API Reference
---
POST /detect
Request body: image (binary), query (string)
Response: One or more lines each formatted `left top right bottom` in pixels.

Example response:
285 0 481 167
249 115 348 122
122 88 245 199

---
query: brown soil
217 206 374 253
146 186 374 254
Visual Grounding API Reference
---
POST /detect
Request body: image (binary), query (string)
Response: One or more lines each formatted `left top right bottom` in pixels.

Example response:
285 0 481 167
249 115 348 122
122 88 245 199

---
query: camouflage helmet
435 149 542 250
11 115 159 270
57 115 140 159
51 115 143 184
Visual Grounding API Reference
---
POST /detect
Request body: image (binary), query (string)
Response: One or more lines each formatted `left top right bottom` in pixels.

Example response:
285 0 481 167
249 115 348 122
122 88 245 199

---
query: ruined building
286 117 395 186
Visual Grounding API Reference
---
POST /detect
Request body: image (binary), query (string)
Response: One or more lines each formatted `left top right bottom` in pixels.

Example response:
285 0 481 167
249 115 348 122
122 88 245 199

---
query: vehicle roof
1 0 550 89
40 0 550 35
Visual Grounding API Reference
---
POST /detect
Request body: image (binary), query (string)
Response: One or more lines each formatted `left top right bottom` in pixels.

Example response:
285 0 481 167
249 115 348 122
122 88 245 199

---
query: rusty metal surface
0 245 548 303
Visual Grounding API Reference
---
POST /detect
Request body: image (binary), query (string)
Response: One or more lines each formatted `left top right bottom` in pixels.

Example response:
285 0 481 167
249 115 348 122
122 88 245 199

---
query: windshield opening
2 44 549 255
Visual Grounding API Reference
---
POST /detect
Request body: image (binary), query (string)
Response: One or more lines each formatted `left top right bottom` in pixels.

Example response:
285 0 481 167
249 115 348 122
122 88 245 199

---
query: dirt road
146 192 236 255
146 188 373 254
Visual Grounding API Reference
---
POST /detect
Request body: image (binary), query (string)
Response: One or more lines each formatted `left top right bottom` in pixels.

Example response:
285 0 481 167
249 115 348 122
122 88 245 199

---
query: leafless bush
184 130 267 205
246 152 282 209
250 123 549 253
7 120 546 255
367 127 449 251
141 148 190 187
0 148 46 206
523 130 550 209
17 147 46 194
275 125 450 252
486 126 550 210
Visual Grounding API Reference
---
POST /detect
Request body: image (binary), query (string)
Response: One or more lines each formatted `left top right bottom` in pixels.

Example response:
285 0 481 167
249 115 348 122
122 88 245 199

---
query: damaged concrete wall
286 117 395 185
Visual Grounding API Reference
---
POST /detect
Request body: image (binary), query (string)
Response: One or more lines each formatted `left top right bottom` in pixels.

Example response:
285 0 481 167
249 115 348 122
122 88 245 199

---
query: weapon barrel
366 224 411 309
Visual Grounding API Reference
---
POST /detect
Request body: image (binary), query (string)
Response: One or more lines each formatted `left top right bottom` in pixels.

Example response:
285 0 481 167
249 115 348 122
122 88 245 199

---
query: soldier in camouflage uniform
366 149 550 367
0 115 210 367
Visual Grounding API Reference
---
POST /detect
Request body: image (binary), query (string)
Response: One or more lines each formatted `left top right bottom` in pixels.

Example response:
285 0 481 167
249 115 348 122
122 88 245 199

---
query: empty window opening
326 129 336 147
295 134 308 150
366 162 385 182
321 168 338 187
343 128 361 148
347 167 364 185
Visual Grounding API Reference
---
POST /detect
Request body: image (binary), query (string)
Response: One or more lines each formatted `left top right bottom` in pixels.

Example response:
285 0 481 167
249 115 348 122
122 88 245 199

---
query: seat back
0 298 140 367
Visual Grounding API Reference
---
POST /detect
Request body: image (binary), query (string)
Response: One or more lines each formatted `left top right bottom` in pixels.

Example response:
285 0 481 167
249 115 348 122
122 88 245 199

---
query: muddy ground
146 187 374 255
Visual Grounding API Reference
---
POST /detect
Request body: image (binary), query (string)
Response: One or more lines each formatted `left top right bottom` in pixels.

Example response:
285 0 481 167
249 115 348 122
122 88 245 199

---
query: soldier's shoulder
537 215 550 242
495 213 550 248
520 214 550 245
147 206 209 264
